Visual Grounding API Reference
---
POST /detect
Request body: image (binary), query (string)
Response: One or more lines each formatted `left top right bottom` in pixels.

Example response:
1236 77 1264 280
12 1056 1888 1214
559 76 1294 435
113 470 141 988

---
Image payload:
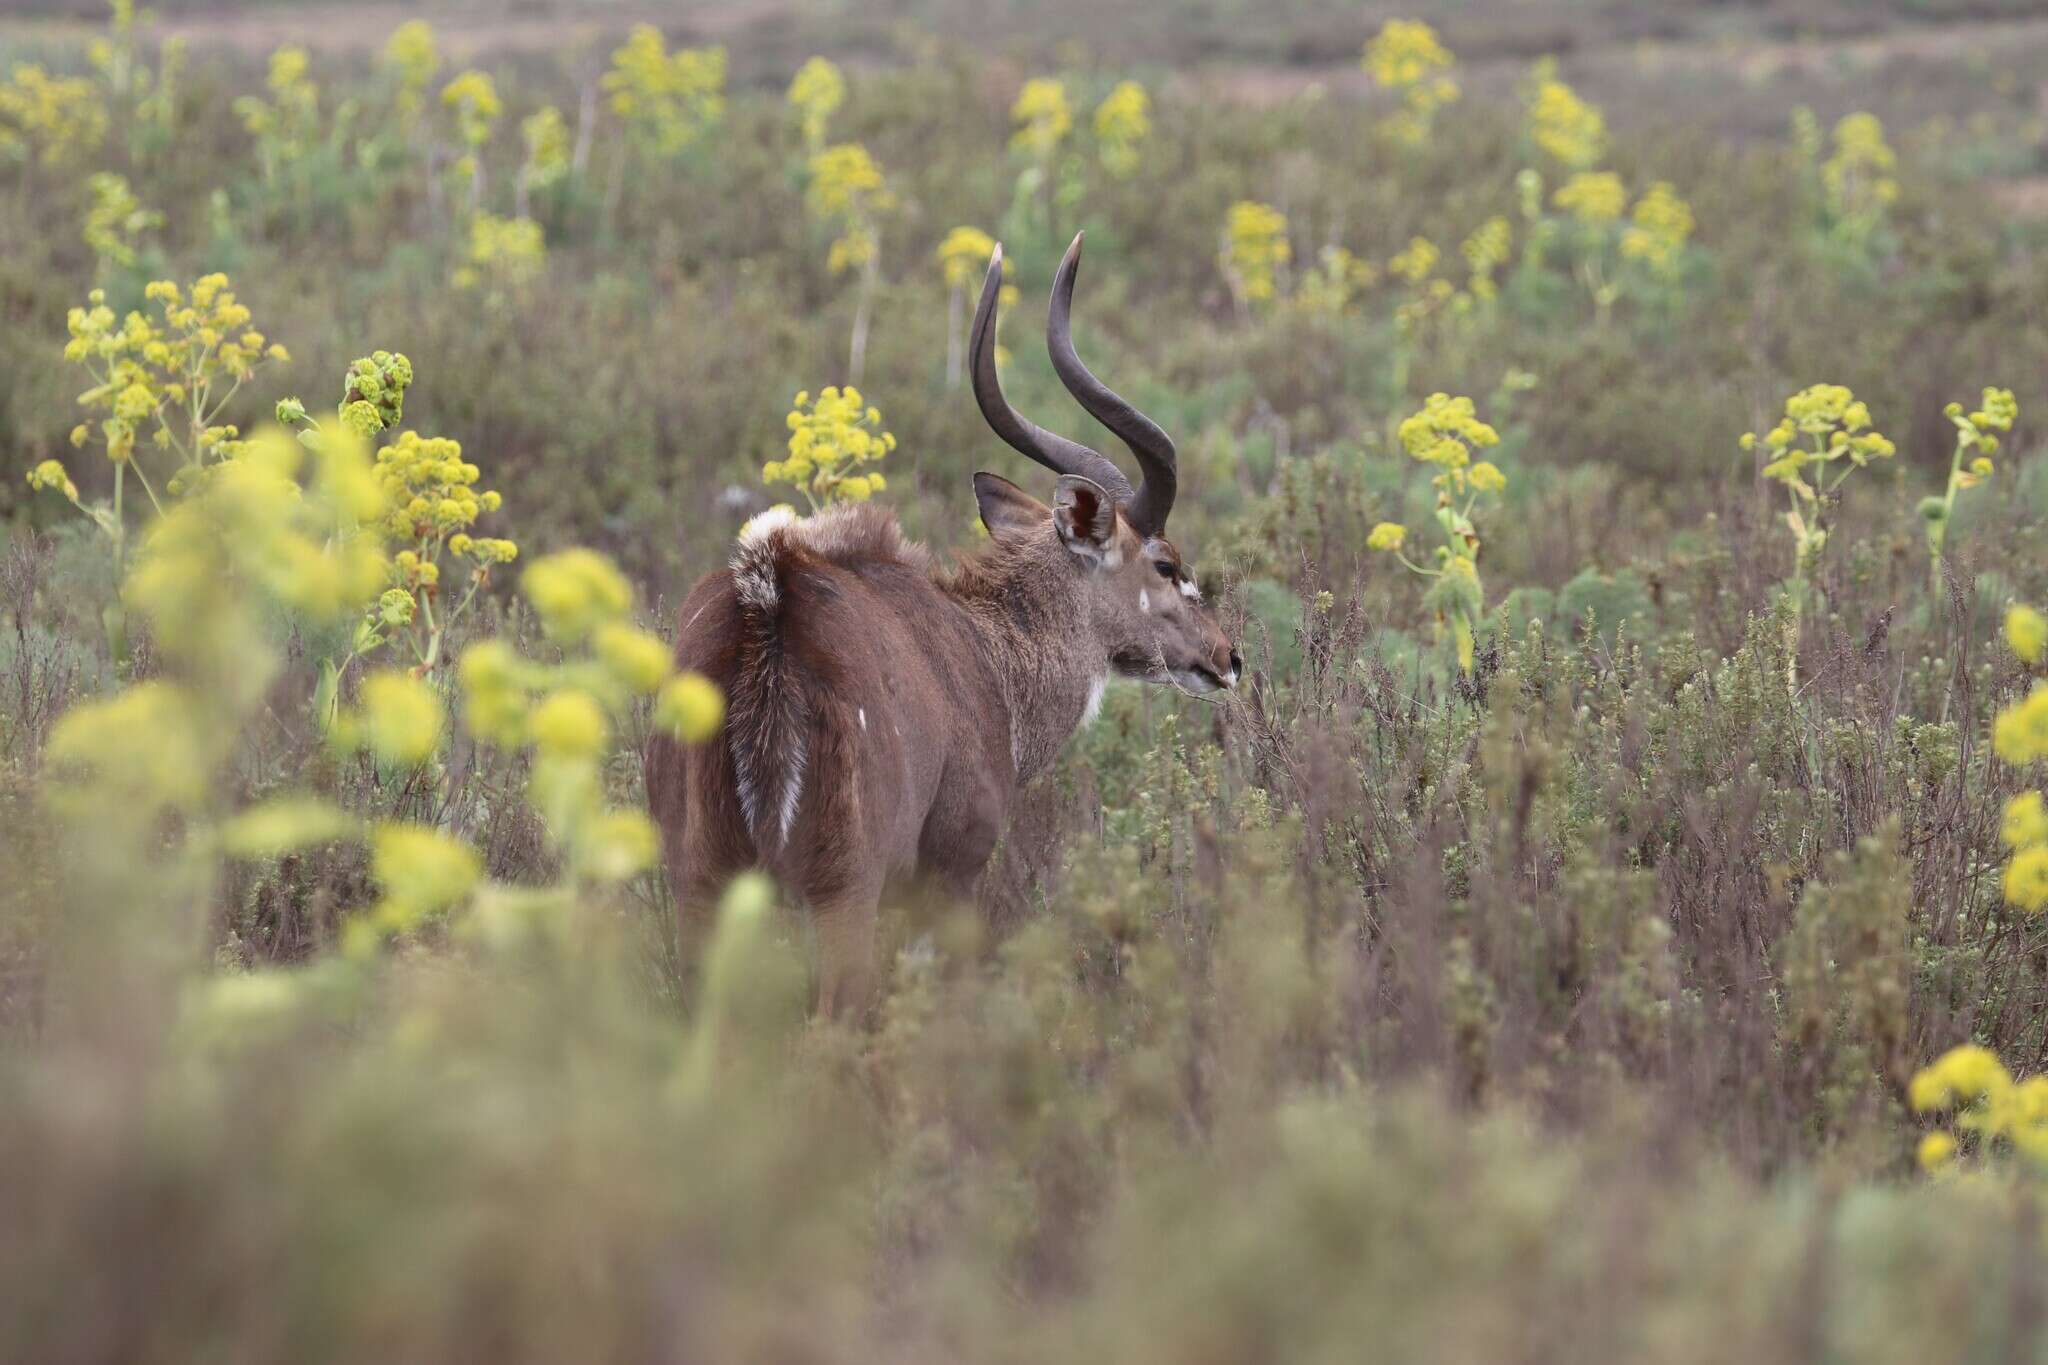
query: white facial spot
1178 577 1201 603
1139 588 1150 613
858 707 867 731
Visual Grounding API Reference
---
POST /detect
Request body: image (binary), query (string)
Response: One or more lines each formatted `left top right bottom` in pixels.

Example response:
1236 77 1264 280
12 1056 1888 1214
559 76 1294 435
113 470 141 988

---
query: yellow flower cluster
1526 67 1605 169
764 386 895 509
520 106 570 192
337 669 444 767
1221 200 1290 306
806 143 893 276
382 20 440 125
603 27 726 157
1996 690 2048 770
441 550 721 902
1293 245 1379 316
1363 19 1459 144
233 46 319 180
375 430 513 571
1378 395 1506 675
1388 234 1440 285
1009 77 1072 162
63 274 287 469
937 225 1000 290
130 429 386 696
1387 236 1457 332
1094 80 1150 178
1553 171 1626 227
1397 391 1502 479
1948 387 2017 462
1459 217 1511 299
27 458 79 502
2004 790 2048 915
440 69 501 151
453 212 546 292
1823 112 1898 228
518 548 634 647
1909 1044 2048 1170
0 63 108 168
1922 388 2016 584
82 170 160 269
1619 181 1693 275
787 56 844 153
1744 383 1896 505
338 349 412 436
2010 604 2047 667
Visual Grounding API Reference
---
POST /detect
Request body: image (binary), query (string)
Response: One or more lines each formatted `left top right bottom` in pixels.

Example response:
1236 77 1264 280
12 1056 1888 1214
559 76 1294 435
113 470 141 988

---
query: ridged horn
968 243 1135 503
1048 231 1177 537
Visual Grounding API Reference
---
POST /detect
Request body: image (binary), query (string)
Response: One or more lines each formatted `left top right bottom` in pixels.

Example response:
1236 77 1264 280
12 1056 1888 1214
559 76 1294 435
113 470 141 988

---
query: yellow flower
2008 604 2047 665
1367 522 1407 553
522 549 633 644
357 669 444 767
528 689 610 760
459 639 529 746
656 671 726 744
1916 1131 1958 1173
1397 392 1499 470
603 27 726 156
1467 461 1507 494
370 823 481 918
1909 1043 2011 1112
2003 792 2048 851
1221 201 1290 305
768 387 894 509
2010 846 2048 914
1823 112 1897 227
595 622 673 694
1362 19 1458 143
1093 80 1150 177
383 20 441 121
1554 171 1626 226
786 55 845 151
937 225 1002 289
26 458 79 501
1009 77 1071 161
585 810 659 882
1525 65 1605 169
1620 182 1694 275
1993 686 2048 766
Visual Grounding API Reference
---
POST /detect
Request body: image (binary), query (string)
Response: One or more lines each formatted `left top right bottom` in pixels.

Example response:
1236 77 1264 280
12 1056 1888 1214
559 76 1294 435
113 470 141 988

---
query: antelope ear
1052 475 1119 563
974 472 1050 539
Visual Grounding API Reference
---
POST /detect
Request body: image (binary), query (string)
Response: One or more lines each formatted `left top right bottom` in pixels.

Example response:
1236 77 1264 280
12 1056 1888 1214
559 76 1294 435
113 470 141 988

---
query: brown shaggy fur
646 487 1237 1015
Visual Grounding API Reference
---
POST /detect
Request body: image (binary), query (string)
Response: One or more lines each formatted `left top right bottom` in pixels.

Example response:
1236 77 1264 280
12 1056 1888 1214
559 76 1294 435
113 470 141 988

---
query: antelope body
646 235 1238 1013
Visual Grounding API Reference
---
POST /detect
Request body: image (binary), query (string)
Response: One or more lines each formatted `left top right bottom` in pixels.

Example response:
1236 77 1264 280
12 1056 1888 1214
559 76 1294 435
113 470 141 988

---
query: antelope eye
1153 560 1176 579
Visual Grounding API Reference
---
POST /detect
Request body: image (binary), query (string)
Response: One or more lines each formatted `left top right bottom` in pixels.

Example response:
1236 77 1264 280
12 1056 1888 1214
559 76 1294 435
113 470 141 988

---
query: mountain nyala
646 233 1240 1014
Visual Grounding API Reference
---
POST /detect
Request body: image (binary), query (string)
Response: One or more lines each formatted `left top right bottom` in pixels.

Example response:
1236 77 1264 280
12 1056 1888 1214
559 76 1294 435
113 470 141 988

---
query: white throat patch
1081 674 1108 728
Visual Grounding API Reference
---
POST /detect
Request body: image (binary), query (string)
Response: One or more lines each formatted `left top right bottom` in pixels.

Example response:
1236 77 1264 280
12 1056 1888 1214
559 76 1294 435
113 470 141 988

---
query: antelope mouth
1177 664 1234 694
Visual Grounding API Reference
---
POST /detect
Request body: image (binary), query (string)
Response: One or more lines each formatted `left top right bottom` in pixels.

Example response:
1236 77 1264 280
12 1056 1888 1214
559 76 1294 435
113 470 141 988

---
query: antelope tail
726 512 809 850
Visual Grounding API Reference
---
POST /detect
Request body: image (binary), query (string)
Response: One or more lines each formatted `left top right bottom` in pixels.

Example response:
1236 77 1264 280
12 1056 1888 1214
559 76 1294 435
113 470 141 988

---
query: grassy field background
4 1 2048 1358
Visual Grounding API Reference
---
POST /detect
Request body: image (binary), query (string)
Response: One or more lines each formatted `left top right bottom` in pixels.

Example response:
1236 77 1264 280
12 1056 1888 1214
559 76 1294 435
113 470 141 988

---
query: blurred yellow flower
656 671 726 744
2009 604 2047 665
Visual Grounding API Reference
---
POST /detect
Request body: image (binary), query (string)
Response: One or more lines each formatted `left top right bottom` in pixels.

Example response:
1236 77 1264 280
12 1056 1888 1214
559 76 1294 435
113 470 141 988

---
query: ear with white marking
1052 475 1118 564
973 471 1049 539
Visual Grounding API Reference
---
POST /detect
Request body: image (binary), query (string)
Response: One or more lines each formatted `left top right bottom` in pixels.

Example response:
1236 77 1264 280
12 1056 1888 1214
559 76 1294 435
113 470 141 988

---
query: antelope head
968 233 1241 694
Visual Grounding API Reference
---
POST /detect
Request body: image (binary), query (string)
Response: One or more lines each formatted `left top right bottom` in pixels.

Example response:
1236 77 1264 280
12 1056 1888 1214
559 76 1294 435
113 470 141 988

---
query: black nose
1228 648 1243 677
